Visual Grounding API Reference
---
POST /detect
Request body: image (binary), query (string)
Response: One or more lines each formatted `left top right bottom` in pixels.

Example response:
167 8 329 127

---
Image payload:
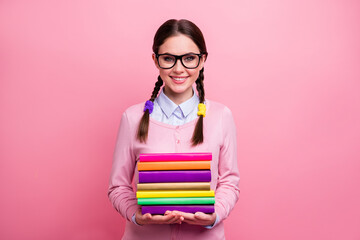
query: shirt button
176 139 180 144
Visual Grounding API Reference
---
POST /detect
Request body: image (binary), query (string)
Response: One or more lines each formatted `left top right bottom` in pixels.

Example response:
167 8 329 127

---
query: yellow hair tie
197 103 206 117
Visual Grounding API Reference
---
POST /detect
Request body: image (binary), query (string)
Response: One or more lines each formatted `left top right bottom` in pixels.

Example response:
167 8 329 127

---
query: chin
170 85 192 94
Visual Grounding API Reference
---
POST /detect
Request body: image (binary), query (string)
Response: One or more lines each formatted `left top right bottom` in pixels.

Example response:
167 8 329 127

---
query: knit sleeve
108 111 139 221
214 106 240 222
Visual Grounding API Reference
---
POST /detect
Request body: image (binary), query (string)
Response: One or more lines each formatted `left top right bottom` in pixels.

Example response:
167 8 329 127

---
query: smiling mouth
171 76 188 81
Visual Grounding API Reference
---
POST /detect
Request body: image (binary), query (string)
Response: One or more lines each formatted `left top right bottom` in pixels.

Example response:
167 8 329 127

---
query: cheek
159 69 171 77
188 69 200 79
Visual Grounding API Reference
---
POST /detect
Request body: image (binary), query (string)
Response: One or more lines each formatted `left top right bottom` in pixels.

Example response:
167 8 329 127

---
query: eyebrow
158 52 200 55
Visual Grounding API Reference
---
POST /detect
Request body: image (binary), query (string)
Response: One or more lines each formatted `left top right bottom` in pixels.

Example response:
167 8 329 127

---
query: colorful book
139 153 212 162
138 170 211 183
142 205 215 215
138 161 210 171
136 190 214 198
138 197 215 205
137 182 211 191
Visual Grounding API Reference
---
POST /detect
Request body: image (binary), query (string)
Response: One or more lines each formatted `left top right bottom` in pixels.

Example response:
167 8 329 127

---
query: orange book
138 161 210 171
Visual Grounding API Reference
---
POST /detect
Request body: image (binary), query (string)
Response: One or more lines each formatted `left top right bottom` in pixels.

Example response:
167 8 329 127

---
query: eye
183 55 196 62
162 56 175 62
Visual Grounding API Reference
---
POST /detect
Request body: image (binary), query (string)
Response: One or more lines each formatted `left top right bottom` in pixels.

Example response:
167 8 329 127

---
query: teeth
172 77 187 80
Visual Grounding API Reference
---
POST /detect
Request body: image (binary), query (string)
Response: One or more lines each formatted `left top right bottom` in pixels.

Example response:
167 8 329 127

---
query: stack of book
136 152 215 215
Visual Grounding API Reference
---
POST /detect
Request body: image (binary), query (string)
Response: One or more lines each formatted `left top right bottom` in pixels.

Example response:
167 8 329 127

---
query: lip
170 76 188 84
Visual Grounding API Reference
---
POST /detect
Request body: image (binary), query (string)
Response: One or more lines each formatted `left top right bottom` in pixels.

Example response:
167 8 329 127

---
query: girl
108 19 240 240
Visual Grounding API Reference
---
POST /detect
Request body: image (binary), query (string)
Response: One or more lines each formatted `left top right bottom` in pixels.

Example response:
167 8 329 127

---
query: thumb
144 213 152 220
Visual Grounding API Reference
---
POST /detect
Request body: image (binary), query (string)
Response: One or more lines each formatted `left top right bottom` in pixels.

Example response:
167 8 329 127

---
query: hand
165 211 216 226
135 209 184 225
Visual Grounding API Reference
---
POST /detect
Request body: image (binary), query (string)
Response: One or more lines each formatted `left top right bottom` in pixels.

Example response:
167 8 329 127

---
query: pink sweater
108 99 240 240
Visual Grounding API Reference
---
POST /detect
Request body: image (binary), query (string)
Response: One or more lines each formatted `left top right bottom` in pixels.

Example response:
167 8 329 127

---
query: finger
144 213 152 220
158 214 174 221
183 214 213 226
178 212 196 221
167 214 181 224
151 213 176 224
168 211 186 224
167 211 184 221
183 219 210 226
182 219 199 225
170 212 184 223
170 210 182 216
194 212 210 220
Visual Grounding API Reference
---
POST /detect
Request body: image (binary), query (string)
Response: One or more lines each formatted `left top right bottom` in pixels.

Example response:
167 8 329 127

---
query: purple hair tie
144 100 154 114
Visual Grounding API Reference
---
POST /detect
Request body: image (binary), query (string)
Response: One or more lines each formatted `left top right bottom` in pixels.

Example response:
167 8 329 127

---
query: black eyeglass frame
155 53 206 69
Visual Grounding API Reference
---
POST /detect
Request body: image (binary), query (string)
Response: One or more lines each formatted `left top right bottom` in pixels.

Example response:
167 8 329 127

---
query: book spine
138 170 211 183
137 182 211 191
139 153 212 162
136 190 214 198
138 197 215 205
137 161 211 171
142 205 215 215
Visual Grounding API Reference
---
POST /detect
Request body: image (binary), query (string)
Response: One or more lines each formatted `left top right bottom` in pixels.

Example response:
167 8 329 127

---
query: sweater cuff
203 214 219 229
127 204 140 223
132 213 142 226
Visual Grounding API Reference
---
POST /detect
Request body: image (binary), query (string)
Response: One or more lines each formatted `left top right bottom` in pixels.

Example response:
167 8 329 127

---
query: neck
163 87 194 105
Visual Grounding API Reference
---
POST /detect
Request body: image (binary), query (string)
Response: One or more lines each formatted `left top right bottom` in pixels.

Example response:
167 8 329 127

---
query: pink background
1 0 360 239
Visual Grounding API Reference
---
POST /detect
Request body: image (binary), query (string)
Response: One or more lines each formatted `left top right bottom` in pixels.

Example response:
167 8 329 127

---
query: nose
172 59 185 72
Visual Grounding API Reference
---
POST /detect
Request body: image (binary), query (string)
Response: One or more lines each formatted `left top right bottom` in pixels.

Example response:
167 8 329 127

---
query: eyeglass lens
158 54 200 69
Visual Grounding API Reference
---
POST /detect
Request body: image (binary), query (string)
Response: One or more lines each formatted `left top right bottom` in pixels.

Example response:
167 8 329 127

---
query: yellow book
136 190 215 198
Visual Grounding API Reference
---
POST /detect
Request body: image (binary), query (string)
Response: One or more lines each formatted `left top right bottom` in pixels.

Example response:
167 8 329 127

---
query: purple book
138 170 211 183
142 205 215 215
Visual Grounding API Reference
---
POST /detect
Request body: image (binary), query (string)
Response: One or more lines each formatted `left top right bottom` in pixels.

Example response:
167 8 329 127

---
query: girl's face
152 34 206 104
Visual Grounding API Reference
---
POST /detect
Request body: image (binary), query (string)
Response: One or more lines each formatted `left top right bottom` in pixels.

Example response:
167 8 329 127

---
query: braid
195 68 205 103
192 68 205 146
151 76 163 101
136 76 163 143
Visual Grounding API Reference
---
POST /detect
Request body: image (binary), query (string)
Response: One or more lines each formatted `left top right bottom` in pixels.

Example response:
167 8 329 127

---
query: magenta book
139 152 212 162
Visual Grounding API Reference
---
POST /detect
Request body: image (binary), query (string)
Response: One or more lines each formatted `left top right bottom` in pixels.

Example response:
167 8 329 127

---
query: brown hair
137 19 208 146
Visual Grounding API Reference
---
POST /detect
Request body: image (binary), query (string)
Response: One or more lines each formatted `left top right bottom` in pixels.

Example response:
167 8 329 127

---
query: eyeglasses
155 53 204 69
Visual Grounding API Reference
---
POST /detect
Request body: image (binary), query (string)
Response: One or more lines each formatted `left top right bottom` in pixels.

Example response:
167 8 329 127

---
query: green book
137 197 215 205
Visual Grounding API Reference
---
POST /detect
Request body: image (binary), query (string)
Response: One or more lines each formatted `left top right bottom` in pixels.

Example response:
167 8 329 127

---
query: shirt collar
156 87 199 118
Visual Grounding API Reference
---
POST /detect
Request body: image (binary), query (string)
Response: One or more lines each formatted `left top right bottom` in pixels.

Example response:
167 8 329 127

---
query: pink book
139 153 212 162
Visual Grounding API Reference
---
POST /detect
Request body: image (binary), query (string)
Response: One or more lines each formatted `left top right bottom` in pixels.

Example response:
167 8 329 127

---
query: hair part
153 19 208 57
